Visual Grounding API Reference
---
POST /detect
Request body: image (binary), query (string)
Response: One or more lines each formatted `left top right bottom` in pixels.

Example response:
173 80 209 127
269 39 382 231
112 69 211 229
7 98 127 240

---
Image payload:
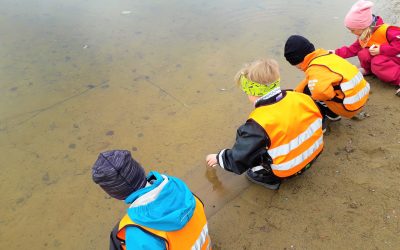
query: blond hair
359 27 373 47
359 18 380 48
234 59 280 85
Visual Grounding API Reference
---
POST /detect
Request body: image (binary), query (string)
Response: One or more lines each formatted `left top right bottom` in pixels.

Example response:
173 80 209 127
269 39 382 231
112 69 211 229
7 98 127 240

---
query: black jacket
216 90 289 174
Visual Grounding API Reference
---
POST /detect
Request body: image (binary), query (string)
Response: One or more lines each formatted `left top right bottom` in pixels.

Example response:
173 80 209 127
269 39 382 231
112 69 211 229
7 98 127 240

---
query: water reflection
205 167 224 192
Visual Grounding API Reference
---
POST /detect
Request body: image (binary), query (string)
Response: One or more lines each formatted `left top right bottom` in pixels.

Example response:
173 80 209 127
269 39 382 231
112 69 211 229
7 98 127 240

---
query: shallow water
0 0 396 248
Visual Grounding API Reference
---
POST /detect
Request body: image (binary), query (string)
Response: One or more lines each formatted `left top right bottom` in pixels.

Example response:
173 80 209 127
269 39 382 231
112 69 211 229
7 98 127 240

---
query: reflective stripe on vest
117 197 211 250
309 53 369 112
340 71 371 105
192 223 211 250
272 136 323 171
268 118 321 158
249 91 324 177
343 81 370 105
366 24 389 47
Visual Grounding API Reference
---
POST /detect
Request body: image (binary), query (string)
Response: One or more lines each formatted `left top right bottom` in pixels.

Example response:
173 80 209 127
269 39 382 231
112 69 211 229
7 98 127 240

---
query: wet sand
207 1 400 247
208 76 400 249
201 1 400 247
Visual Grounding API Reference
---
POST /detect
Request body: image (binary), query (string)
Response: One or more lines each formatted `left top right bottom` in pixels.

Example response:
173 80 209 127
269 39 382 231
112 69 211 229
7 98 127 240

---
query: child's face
247 95 259 104
347 27 364 36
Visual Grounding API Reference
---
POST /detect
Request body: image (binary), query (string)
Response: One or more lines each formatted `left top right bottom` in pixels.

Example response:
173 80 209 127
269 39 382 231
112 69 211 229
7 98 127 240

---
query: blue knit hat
92 150 147 200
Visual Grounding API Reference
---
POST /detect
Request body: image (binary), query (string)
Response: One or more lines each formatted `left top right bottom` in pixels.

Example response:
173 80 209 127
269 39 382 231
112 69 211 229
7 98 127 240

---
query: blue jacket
124 171 196 249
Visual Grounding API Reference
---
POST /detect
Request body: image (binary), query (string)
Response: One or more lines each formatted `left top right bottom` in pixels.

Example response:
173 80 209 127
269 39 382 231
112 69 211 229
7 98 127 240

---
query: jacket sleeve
305 66 342 101
216 120 271 175
380 26 400 57
335 40 362 58
125 226 166 250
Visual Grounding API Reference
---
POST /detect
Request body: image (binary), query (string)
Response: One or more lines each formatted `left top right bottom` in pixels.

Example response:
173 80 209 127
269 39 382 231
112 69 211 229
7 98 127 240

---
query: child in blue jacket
92 150 211 249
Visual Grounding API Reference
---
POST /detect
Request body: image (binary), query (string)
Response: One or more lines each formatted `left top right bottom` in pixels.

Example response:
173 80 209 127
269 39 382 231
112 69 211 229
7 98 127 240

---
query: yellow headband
240 75 280 96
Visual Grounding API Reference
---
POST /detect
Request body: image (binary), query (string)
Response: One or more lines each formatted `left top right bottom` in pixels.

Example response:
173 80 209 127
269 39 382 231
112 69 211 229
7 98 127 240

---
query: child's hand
206 154 218 168
369 44 380 56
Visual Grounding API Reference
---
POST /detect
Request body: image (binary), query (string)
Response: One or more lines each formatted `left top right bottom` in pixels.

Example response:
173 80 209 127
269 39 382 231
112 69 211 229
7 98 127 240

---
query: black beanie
92 150 147 200
284 35 315 65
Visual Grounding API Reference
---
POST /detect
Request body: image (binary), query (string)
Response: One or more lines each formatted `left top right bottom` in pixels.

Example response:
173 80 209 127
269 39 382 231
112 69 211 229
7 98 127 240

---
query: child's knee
370 55 399 83
370 55 390 72
357 48 370 59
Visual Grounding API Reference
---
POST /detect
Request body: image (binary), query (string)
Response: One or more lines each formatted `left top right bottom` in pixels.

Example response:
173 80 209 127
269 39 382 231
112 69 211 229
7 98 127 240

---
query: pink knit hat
344 0 374 29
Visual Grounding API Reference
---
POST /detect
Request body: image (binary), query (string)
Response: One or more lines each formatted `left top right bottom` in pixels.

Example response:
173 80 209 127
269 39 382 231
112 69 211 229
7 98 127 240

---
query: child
284 35 370 120
92 150 211 250
205 59 324 190
334 0 400 96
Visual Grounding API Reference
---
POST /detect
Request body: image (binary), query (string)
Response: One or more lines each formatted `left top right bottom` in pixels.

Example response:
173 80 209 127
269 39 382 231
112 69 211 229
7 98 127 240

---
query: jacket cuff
217 149 227 169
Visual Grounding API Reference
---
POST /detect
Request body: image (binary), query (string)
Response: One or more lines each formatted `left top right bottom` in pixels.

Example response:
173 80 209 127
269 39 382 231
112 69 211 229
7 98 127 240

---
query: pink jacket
335 16 400 60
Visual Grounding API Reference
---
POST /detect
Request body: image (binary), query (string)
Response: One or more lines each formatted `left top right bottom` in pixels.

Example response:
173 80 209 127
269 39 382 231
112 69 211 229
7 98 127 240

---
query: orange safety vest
116 197 211 250
364 24 389 48
308 53 370 113
249 91 324 178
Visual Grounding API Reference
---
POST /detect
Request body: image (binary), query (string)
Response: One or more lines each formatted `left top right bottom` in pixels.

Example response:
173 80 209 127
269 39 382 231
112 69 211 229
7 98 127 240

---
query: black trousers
259 152 321 182
109 223 123 250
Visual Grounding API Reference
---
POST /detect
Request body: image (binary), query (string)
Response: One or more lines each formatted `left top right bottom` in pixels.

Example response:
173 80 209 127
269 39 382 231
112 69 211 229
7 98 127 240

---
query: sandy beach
208 76 400 249
208 2 400 247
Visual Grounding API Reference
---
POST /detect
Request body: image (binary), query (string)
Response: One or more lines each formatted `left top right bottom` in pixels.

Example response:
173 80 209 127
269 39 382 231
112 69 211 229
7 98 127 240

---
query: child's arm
379 26 400 57
295 78 309 93
305 67 341 101
216 120 270 175
335 40 362 58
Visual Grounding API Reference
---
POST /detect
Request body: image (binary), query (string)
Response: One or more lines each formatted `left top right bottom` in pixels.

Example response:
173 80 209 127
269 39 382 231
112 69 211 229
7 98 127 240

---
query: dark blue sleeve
125 226 166 250
217 119 271 175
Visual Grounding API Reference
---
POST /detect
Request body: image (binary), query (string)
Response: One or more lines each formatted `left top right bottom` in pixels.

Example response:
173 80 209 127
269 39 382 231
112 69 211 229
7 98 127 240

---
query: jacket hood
124 171 196 231
375 16 384 27
299 48 329 71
